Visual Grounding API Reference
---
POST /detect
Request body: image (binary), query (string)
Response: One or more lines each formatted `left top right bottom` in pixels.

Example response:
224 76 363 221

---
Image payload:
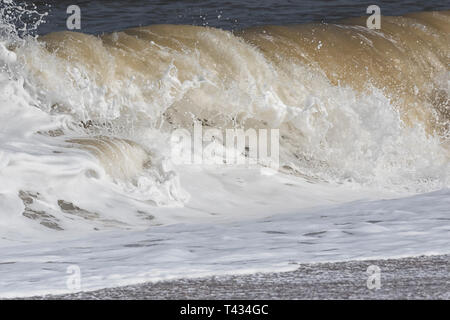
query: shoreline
24 254 449 300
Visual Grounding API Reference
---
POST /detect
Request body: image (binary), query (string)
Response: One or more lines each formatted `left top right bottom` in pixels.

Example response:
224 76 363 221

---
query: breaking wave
0 2 448 237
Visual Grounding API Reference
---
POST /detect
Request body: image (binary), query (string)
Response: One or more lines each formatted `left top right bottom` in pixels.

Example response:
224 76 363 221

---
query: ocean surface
0 0 449 297
21 0 450 35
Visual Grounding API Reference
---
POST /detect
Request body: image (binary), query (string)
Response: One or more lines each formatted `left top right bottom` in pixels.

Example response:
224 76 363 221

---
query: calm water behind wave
22 0 450 35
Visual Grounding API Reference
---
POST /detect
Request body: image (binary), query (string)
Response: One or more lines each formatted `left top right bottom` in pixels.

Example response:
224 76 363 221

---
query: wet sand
28 254 449 300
